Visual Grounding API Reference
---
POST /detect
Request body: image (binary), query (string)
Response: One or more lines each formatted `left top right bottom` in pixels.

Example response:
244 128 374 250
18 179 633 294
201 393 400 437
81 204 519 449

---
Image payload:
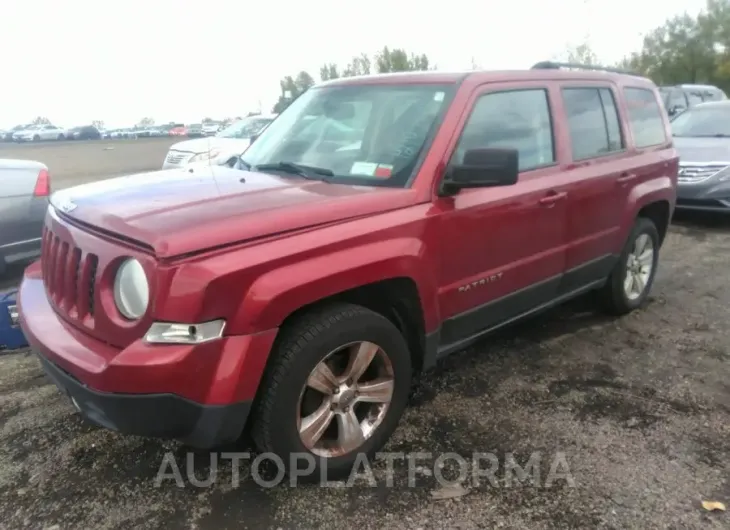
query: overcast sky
2 0 707 129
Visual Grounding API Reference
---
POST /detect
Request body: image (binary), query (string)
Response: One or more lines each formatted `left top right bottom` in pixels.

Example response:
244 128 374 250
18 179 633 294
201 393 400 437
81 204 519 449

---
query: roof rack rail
530 61 640 76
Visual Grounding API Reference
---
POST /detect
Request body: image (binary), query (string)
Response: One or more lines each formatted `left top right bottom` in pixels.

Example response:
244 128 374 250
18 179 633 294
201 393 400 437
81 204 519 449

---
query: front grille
42 227 99 321
165 150 192 165
678 164 728 184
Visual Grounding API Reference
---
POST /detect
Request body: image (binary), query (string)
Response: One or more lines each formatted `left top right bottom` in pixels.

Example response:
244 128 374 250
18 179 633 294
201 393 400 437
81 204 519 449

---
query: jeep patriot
18 62 678 479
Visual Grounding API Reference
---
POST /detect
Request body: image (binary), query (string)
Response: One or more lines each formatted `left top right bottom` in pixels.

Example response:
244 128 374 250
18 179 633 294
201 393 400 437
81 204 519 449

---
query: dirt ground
0 137 178 189
0 143 727 529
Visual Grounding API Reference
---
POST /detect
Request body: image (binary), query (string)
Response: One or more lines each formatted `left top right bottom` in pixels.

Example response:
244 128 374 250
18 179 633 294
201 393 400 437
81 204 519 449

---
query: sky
1 0 708 129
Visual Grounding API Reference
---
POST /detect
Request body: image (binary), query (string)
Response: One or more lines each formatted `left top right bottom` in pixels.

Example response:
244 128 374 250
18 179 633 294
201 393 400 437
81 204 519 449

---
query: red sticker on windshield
375 164 393 178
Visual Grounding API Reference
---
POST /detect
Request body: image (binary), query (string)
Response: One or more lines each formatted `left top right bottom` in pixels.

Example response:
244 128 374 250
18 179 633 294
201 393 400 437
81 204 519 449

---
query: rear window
623 88 667 148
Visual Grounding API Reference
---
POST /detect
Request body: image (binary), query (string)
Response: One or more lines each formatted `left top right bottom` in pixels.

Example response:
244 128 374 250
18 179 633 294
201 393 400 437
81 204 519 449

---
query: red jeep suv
18 62 678 479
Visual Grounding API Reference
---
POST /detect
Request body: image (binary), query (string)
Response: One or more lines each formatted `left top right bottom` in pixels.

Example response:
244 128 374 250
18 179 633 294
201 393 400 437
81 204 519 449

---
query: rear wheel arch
637 199 671 245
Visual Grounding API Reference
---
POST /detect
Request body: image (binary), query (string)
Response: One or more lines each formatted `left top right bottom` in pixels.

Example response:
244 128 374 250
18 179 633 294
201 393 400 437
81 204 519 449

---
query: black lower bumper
37 352 252 449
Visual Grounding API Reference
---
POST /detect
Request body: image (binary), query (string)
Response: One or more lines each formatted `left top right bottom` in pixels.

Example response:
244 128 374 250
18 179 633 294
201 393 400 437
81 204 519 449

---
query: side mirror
440 148 519 196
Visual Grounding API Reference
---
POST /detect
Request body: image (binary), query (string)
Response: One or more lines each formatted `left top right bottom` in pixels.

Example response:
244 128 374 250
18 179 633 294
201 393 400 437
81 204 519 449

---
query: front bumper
676 181 730 212
37 351 251 447
18 261 278 448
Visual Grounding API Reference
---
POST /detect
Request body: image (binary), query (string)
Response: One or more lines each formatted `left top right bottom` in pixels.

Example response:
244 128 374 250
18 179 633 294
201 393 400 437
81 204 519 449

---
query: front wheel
598 217 660 315
252 303 412 481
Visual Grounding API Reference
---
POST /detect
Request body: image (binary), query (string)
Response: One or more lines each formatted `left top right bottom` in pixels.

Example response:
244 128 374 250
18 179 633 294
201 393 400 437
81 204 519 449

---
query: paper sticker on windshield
374 164 393 178
351 161 378 176
434 91 445 102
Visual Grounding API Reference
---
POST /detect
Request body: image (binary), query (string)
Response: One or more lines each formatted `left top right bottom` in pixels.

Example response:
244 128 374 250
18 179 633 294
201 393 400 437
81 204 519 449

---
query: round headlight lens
114 259 149 320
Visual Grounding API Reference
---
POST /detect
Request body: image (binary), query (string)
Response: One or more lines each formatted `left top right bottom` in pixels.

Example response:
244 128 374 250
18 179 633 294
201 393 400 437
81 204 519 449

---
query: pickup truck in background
0 159 50 274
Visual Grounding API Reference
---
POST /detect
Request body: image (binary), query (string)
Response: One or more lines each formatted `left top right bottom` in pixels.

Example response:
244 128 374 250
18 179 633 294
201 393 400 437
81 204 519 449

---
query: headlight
189 149 221 163
113 258 149 320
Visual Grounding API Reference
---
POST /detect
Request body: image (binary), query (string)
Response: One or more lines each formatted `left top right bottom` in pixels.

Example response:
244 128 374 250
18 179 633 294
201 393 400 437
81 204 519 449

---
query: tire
252 303 412 482
598 217 660 315
33 135 40 141
57 134 65 141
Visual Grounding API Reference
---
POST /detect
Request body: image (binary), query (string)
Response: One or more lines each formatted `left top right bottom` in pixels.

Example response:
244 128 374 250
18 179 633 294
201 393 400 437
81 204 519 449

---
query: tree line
272 46 432 113
616 0 730 92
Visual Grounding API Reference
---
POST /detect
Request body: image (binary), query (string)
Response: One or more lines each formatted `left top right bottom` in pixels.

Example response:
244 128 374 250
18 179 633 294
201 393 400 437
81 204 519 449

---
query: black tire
57 134 65 141
598 217 660 315
32 135 40 141
251 303 412 482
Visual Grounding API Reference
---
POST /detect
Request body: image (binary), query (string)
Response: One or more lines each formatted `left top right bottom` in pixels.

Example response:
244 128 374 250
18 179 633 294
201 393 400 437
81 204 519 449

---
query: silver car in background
671 100 730 213
0 159 50 274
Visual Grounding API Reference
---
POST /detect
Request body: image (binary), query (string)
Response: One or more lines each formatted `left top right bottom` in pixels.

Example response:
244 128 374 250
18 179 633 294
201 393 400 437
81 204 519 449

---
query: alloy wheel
297 341 395 458
624 233 654 301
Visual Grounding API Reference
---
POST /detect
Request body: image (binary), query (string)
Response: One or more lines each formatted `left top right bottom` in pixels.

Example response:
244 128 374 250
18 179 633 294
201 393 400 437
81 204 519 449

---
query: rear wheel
57 134 65 140
598 217 659 315
252 303 412 481
32 135 40 141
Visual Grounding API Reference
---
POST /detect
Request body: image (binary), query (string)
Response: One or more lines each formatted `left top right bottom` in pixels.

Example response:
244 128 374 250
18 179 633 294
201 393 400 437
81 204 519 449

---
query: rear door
554 83 634 292
434 82 569 347
620 86 675 211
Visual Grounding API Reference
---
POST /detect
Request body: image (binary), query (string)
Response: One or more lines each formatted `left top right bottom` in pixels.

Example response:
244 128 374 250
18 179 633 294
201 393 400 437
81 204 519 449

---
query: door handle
617 172 638 184
539 191 567 207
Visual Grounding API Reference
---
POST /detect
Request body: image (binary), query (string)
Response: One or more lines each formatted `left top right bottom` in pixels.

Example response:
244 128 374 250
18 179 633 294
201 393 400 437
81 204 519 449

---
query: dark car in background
67 125 102 140
671 100 730 213
3 124 32 142
660 84 727 117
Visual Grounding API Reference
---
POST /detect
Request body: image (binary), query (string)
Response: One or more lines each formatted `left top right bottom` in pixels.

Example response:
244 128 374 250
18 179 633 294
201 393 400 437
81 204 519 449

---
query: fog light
144 320 226 344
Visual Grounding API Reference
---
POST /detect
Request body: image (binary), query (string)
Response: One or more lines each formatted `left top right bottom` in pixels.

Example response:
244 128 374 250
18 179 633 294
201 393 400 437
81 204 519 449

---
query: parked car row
1 120 236 143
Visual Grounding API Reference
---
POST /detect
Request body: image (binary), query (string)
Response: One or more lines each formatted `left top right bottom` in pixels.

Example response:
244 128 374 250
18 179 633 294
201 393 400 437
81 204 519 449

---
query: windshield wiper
253 161 334 180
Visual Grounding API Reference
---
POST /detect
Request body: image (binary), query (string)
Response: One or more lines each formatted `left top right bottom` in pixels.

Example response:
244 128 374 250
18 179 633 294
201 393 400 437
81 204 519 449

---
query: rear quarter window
623 87 667 148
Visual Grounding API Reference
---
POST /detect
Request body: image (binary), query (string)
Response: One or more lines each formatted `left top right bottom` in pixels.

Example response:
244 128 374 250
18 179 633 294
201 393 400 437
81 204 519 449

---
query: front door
433 82 569 350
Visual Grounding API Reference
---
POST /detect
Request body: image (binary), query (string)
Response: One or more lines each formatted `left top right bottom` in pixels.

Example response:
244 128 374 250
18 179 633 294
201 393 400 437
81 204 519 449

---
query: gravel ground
0 211 728 529
0 137 177 189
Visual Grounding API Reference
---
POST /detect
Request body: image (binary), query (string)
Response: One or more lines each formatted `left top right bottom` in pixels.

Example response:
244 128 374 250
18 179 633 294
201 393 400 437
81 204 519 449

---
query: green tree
32 116 50 125
561 42 599 65
343 54 372 77
319 63 340 81
137 117 155 127
272 71 316 113
617 0 730 92
91 120 104 129
375 47 430 73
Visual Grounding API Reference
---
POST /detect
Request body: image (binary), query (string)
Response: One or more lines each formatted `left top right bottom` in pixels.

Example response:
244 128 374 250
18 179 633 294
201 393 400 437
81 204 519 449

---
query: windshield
217 117 273 139
241 83 454 187
671 106 730 137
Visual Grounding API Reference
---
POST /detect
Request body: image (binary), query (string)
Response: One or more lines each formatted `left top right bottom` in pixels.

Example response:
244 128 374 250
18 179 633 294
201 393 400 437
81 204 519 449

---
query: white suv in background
162 114 277 169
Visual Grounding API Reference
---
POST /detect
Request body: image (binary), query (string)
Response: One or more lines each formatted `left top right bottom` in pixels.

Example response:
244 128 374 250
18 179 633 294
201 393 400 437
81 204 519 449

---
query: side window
668 90 688 110
562 87 624 160
598 88 624 151
452 89 555 171
624 87 667 148
687 91 704 106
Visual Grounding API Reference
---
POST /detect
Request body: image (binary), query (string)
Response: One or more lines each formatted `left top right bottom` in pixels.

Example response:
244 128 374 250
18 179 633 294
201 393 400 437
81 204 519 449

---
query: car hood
170 136 250 155
673 136 730 163
50 165 417 259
